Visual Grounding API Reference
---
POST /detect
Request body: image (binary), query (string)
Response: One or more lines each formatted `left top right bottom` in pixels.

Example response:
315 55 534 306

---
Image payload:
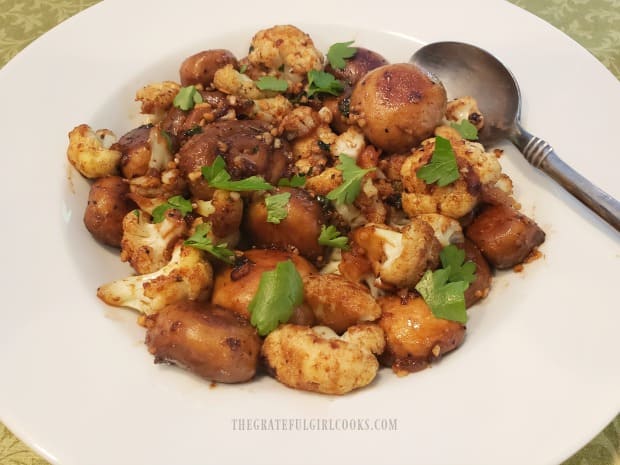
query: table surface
0 0 618 464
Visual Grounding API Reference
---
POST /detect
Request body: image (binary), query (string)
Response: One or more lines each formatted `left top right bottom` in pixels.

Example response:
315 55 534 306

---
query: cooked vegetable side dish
67 25 545 394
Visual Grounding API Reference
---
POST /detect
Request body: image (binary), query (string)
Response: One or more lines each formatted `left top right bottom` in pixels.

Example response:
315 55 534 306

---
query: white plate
0 1 618 464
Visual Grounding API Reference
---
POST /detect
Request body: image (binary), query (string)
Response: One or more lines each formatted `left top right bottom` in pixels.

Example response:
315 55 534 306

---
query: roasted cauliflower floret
67 124 121 179
193 189 243 246
445 96 484 130
248 25 323 92
400 137 481 219
251 95 293 125
303 274 382 333
213 64 269 99
120 209 189 274
416 213 464 247
135 81 181 115
262 323 385 395
330 126 366 160
352 220 441 289
97 243 213 314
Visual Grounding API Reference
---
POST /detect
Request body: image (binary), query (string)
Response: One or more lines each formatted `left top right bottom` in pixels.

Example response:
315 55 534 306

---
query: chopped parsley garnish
306 70 344 97
255 76 288 92
318 225 349 249
183 223 235 264
173 85 203 111
265 192 291 224
450 120 479 140
326 153 375 205
248 260 304 336
277 174 306 187
201 155 273 191
151 195 193 223
416 136 460 187
327 40 358 69
414 244 477 324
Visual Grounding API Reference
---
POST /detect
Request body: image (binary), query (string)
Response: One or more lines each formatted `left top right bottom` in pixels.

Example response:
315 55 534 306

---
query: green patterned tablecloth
0 0 618 464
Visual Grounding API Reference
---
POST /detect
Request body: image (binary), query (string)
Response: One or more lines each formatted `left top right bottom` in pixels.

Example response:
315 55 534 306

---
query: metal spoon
411 41 620 232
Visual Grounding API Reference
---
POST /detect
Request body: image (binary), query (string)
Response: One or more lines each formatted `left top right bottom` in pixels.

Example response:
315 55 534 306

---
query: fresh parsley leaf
151 195 193 223
239 64 248 74
248 260 304 336
414 244 477 324
326 153 376 205
327 40 358 69
415 269 469 324
440 244 477 284
307 70 344 97
201 155 273 191
318 225 349 249
183 223 235 264
277 174 306 187
265 192 291 224
255 76 288 92
416 136 460 187
173 85 203 111
450 120 479 140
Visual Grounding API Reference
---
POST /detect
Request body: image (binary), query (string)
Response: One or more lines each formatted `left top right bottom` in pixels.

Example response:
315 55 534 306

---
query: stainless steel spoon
411 41 620 232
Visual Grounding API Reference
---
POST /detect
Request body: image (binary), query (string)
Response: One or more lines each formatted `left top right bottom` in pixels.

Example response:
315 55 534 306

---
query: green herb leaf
416 136 460 187
201 155 273 191
248 260 304 336
265 192 291 224
255 76 288 92
450 120 479 140
183 223 235 264
326 153 375 205
151 195 193 223
239 64 248 74
307 70 345 97
440 244 477 284
173 85 203 111
327 40 358 69
318 225 349 249
415 269 469 324
414 244 477 324
277 174 306 187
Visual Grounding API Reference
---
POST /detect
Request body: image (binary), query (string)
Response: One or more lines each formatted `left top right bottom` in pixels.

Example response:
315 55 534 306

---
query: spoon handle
512 127 620 232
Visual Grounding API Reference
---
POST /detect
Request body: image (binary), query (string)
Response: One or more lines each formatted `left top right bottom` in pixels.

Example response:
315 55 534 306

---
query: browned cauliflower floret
351 220 441 289
97 243 212 314
193 189 243 247
127 169 187 214
120 209 188 274
330 126 366 160
67 124 121 179
248 25 323 93
213 64 269 99
445 96 484 130
251 95 293 125
416 213 464 247
400 137 481 219
135 81 181 115
303 274 382 333
262 323 385 395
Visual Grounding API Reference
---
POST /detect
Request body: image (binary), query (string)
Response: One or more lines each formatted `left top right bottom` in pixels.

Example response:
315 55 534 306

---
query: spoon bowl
411 41 620 231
